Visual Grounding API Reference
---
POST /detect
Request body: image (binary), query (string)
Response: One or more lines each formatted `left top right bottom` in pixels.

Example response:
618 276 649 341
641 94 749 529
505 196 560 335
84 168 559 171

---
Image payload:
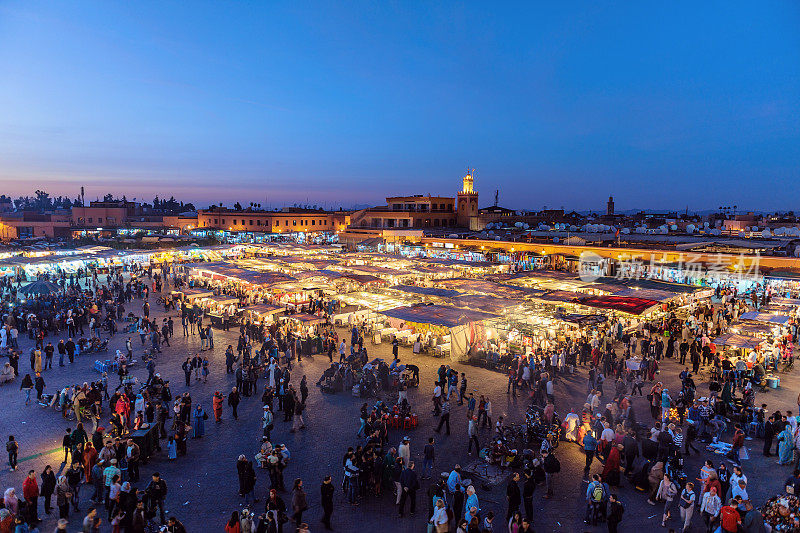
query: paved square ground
2 294 798 532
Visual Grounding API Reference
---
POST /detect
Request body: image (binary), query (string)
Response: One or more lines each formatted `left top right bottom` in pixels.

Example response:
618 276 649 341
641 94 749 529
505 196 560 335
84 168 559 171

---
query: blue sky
0 2 798 211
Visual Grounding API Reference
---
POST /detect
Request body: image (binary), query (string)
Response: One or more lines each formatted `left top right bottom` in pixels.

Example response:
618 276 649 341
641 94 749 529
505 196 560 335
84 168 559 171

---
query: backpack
591 483 604 502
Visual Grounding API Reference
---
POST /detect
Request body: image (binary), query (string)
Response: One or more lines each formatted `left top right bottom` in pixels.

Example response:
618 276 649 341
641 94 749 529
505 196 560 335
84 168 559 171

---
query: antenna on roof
494 189 499 207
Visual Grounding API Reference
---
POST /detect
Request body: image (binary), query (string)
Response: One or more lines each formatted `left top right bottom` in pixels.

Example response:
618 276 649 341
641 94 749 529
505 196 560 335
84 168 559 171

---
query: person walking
20 373 33 405
397 461 420 517
320 475 334 530
291 478 308 527
435 400 451 435
467 416 479 455
7 435 19 471
678 481 696 532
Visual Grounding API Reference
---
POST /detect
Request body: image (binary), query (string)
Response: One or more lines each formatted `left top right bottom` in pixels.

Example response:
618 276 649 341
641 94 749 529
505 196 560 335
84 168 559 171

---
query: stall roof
450 294 525 314
771 297 800 307
436 278 544 299
205 295 239 305
553 312 608 326
713 333 763 349
739 311 792 325
381 304 499 328
245 304 284 316
576 295 660 315
490 270 578 282
283 313 325 324
340 273 387 285
609 287 678 302
588 276 700 295
389 285 462 298
530 290 581 304
729 322 774 334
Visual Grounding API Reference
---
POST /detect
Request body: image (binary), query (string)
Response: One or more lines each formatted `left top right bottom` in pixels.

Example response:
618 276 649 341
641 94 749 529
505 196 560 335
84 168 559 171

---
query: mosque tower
457 169 479 229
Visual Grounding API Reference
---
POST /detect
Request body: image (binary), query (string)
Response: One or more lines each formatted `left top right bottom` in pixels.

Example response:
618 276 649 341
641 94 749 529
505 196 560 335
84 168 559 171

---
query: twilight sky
0 2 798 212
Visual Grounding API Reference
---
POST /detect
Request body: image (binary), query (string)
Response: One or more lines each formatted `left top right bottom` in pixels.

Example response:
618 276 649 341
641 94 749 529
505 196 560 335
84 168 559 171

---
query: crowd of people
2 260 800 533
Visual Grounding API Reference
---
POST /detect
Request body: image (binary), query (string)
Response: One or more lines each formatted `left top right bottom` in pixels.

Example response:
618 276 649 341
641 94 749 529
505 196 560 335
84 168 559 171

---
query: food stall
242 304 284 326
199 294 240 328
280 313 327 355
380 304 499 360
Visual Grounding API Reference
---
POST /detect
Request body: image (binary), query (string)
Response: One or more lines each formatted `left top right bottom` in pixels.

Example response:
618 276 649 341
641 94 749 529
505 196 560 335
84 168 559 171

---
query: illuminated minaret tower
457 169 479 229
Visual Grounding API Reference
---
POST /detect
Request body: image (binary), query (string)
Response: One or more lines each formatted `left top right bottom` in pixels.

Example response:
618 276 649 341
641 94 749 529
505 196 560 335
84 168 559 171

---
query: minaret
607 196 615 216
457 169 479 229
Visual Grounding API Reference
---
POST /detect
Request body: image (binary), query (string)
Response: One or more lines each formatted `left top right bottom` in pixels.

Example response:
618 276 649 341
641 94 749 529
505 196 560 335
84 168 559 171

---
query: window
97 217 102 223
284 220 288 226
88 218 93 223
214 219 218 224
434 219 440 227
233 219 237 225
249 220 253 226
222 219 226 224
312 220 315 226
293 220 296 226
257 220 261 226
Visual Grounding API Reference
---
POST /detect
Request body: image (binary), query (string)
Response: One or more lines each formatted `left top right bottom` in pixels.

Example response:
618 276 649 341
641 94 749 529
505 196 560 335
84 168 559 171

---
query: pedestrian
212 391 225 422
320 475 334 530
435 400 451 435
225 511 240 533
522 470 535 521
657 472 678 527
291 478 308 526
397 461 419 517
506 472 521 522
678 481 696 532
20 373 33 404
542 449 560 499
228 387 240 420
422 437 435 479
144 472 168 525
467 416 479 455
41 464 57 514
56 476 71 519
237 455 257 504
607 493 624 533
7 435 19 471
22 468 40 522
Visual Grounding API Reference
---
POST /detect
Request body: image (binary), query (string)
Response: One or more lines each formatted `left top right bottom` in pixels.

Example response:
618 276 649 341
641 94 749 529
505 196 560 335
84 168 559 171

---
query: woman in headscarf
464 485 479 520
82 442 98 483
777 423 795 465
2 488 18 515
212 391 224 422
55 475 71 519
192 404 206 438
601 444 622 486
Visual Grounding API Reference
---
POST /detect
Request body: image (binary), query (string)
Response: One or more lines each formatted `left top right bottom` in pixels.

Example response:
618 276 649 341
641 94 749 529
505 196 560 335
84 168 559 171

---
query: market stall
380 304 499 360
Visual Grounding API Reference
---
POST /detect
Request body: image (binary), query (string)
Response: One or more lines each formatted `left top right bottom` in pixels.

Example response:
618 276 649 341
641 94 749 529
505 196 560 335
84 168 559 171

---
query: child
167 436 177 460
111 509 125 533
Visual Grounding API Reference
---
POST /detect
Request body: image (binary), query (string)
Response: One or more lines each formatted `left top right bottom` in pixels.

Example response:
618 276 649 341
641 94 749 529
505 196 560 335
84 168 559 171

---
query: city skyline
0 2 798 210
